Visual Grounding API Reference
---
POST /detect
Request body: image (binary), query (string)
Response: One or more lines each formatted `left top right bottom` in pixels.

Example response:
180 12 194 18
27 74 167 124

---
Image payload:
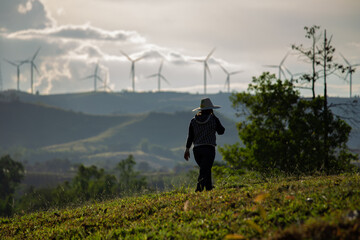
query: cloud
7 24 146 43
0 0 55 32
0 0 236 94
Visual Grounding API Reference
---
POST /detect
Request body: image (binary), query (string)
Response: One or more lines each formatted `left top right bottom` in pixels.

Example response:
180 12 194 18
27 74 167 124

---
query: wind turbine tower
263 51 290 80
195 48 216 95
4 59 24 91
340 53 360 98
219 64 243 93
120 50 144 92
147 60 169 91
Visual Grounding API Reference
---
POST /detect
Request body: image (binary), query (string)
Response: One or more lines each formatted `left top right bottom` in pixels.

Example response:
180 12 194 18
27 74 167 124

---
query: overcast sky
0 0 359 97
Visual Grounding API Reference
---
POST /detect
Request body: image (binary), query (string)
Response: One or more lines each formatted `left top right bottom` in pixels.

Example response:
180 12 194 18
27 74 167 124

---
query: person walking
184 98 225 192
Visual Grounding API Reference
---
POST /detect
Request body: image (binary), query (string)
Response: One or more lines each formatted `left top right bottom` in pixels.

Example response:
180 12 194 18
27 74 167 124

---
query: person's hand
184 148 190 161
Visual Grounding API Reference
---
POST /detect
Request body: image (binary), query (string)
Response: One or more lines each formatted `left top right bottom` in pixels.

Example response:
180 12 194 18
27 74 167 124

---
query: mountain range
0 90 359 171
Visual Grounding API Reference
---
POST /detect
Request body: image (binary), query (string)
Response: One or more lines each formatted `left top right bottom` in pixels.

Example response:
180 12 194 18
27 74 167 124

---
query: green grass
1 173 360 239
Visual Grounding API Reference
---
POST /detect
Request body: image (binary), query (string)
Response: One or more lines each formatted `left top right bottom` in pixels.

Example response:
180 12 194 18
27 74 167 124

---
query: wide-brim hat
192 98 221 111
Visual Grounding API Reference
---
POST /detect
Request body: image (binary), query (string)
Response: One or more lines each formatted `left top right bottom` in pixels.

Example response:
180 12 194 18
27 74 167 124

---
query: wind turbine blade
352 63 360 67
134 56 144 62
32 47 41 61
284 66 292 77
280 51 290 65
194 59 204 63
345 71 350 81
263 65 278 68
96 76 103 82
147 74 158 78
339 53 350 66
229 70 243 75
160 75 170 85
206 48 216 61
120 50 132 61
280 68 287 79
83 75 94 80
94 64 99 75
4 59 17 67
159 60 164 73
33 64 40 74
218 64 229 74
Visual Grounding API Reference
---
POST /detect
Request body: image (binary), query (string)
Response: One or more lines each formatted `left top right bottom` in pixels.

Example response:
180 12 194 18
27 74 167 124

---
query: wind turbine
4 59 24 91
120 50 144 92
263 51 290 80
147 60 169 91
219 64 243 93
23 47 41 94
101 72 112 92
339 53 360 98
84 63 103 92
194 48 216 95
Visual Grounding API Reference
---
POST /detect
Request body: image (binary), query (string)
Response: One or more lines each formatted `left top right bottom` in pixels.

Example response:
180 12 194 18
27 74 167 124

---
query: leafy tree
0 155 24 216
219 72 356 174
72 165 117 200
116 155 147 193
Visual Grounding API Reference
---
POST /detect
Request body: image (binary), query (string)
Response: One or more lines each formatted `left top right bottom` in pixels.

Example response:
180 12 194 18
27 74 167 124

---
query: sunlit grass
1 173 360 239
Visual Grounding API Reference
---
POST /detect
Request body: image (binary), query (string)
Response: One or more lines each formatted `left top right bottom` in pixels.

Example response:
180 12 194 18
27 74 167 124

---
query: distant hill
0 100 239 170
0 90 237 118
0 90 359 169
0 101 135 148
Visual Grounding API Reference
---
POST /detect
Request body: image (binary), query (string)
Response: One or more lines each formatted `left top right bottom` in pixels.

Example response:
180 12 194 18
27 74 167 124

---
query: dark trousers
193 145 215 192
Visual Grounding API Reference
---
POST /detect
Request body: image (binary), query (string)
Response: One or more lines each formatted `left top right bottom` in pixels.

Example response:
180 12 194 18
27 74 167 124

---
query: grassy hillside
1 173 360 239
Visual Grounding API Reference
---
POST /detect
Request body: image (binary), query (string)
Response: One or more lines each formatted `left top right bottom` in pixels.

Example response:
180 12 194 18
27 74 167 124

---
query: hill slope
0 100 238 169
0 90 237 118
1 174 359 239
0 101 134 148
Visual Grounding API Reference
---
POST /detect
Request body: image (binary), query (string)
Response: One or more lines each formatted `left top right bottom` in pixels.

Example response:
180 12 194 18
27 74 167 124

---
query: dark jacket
186 113 225 148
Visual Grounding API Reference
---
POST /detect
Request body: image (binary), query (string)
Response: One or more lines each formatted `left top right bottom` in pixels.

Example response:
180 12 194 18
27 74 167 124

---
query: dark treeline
0 154 148 217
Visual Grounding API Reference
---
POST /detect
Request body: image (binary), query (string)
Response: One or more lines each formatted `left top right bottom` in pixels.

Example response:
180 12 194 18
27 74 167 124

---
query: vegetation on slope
1 173 360 239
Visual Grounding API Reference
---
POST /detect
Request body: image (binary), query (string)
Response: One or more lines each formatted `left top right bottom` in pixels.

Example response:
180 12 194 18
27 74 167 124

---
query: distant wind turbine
194 48 216 95
84 63 103 92
147 60 169 91
120 50 144 92
218 64 243 93
339 53 360 98
263 51 290 80
101 73 112 92
4 59 25 91
23 47 41 94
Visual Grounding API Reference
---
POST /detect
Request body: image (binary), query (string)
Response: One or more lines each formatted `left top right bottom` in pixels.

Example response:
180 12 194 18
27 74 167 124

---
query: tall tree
116 155 147 193
292 25 321 99
0 155 24 216
219 72 356 174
